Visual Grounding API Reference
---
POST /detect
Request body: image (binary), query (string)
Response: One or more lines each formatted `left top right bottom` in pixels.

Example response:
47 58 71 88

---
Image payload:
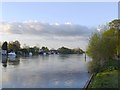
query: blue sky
1 2 117 27
0 2 118 50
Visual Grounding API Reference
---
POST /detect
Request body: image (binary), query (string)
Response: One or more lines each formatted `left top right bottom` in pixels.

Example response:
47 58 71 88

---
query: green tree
29 46 39 55
8 40 21 54
41 46 49 52
58 47 73 54
109 19 120 57
33 46 39 53
20 48 29 56
87 19 120 72
2 41 8 50
87 32 101 59
109 19 120 29
73 48 84 54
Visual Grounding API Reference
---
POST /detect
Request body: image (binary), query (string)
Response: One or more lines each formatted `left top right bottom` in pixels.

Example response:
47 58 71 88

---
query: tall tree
109 19 120 29
2 41 8 50
109 19 120 57
8 40 21 53
87 19 120 72
41 46 49 52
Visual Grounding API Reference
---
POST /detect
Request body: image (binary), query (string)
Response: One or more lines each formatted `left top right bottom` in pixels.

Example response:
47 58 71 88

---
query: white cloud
0 21 96 38
0 21 96 50
0 22 11 33
65 22 72 25
54 23 59 26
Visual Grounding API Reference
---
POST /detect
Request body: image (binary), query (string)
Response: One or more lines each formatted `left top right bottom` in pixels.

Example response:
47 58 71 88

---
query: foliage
101 59 119 71
29 46 39 55
109 19 120 57
41 46 49 52
91 70 119 88
73 48 84 54
87 32 101 58
8 40 21 54
87 19 120 72
58 47 73 54
88 61 100 73
2 41 8 50
2 41 84 56
58 47 84 54
109 19 120 29
20 48 29 56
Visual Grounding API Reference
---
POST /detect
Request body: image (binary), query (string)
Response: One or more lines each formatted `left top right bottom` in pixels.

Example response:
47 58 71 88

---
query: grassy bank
88 59 120 88
91 70 119 88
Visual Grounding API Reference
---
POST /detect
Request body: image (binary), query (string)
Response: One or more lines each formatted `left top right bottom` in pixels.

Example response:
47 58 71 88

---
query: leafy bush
91 70 119 88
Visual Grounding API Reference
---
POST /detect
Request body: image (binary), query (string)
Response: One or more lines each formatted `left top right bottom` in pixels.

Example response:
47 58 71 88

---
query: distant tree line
58 47 84 54
1 41 84 56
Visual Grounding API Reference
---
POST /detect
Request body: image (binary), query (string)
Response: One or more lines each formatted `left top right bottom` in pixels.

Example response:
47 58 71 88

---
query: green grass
91 70 120 88
88 59 120 88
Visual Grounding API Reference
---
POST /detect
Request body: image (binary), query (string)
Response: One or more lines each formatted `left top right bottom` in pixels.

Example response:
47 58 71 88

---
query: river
0 54 91 88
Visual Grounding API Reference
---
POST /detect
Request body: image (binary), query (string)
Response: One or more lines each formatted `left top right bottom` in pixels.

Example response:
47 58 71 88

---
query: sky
0 2 118 50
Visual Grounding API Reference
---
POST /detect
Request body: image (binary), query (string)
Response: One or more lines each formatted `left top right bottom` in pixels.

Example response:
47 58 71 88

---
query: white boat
29 52 33 56
8 52 16 58
8 52 17 61
43 52 47 55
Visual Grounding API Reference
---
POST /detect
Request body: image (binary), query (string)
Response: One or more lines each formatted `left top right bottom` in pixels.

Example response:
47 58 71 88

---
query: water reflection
1 54 91 88
8 59 20 66
2 56 7 68
58 54 71 61
2 56 20 67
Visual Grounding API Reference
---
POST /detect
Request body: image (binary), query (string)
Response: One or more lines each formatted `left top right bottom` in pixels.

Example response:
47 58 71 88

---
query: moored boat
8 52 16 58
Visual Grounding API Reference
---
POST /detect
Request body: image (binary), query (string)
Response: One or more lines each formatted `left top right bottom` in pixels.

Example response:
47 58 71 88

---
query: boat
8 52 16 58
8 52 17 62
29 52 33 56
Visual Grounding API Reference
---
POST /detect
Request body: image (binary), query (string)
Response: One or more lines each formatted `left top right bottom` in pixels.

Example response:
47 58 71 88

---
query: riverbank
91 70 119 88
88 59 120 88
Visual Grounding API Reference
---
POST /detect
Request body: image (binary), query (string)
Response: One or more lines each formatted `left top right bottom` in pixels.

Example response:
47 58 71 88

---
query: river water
0 54 91 88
